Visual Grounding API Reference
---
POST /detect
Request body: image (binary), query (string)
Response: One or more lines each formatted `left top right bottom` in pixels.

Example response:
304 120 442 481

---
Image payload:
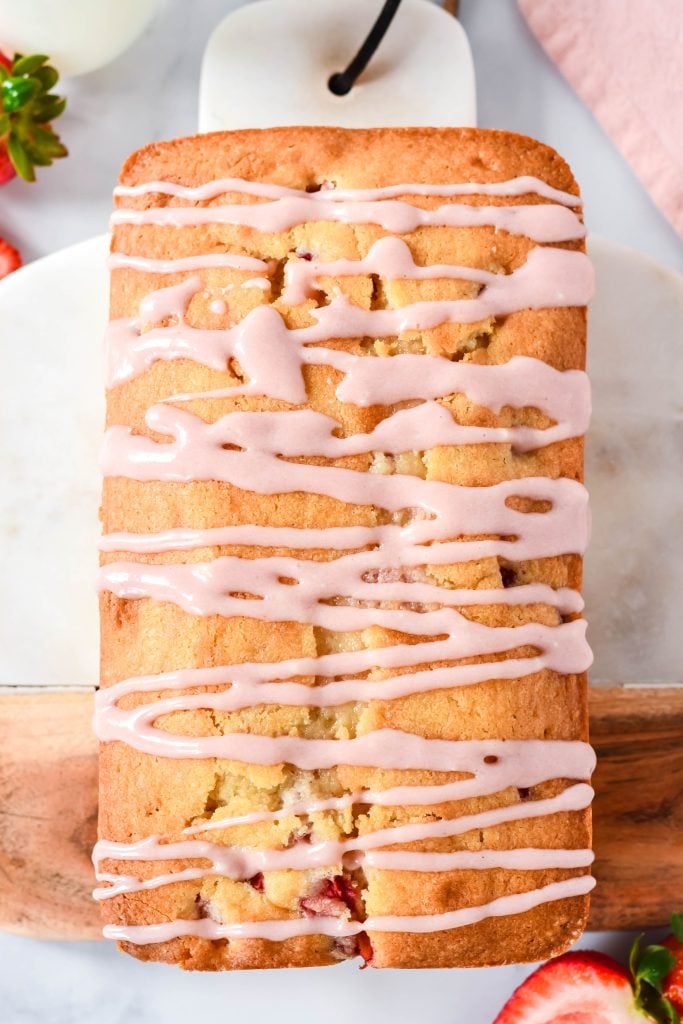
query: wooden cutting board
1 686 681 940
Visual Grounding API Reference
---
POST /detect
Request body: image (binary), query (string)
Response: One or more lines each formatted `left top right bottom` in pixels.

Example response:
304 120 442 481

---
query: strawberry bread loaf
94 126 595 970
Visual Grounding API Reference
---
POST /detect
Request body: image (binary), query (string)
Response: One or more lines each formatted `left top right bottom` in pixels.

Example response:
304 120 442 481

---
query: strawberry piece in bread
300 875 364 919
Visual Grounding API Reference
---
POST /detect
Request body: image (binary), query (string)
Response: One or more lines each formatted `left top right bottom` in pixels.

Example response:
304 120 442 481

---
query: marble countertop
0 928 658 1024
0 1 679 1020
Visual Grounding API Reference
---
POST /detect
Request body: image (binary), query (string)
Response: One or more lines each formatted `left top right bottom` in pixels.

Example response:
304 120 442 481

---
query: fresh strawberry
0 53 14 183
661 914 683 1015
494 951 647 1024
496 913 683 1024
662 935 683 1015
0 146 15 184
0 237 21 279
0 51 67 183
629 917 682 1024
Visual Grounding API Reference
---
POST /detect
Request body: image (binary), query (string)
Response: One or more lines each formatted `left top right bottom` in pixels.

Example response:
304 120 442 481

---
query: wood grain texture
0 687 681 940
0 692 100 939
588 686 683 931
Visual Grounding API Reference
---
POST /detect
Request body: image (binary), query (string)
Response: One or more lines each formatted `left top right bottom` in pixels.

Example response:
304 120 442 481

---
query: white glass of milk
0 0 163 77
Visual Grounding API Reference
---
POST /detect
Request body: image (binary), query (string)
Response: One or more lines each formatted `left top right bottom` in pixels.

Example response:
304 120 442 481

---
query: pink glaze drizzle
96 846 594 899
96 738 595 831
97 506 584 554
113 174 582 206
103 875 595 943
93 783 594 899
111 194 584 241
94 723 594 769
137 275 201 323
242 276 271 289
98 172 594 947
172 353 590 429
95 619 591 757
282 236 497 304
103 399 585 469
281 236 588 305
101 414 589 559
108 252 268 274
104 244 594 387
98 553 584 620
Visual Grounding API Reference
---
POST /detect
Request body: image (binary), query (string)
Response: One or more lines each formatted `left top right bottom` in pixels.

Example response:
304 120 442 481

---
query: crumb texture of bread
98 127 592 970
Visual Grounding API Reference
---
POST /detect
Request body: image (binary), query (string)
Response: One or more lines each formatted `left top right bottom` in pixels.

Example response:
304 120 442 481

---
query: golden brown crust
117 126 580 198
100 127 591 970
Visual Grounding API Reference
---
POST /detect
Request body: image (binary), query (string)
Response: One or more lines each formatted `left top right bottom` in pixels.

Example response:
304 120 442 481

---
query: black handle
328 0 404 96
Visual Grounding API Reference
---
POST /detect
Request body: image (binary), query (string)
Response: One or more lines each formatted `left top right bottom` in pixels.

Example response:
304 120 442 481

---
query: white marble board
1 234 681 687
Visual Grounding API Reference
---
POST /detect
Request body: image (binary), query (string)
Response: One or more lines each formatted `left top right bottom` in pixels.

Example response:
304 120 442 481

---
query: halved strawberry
494 951 647 1024
0 237 21 279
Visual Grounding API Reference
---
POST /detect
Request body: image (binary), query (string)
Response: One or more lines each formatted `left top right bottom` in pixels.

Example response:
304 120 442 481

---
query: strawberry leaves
631 915 683 1024
11 54 50 77
0 53 67 182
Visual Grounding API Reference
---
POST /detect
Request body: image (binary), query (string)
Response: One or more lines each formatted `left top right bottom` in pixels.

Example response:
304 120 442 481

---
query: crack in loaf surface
98 130 593 969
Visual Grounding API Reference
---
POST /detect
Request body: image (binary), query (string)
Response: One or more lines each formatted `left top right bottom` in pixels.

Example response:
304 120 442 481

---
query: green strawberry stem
0 52 67 182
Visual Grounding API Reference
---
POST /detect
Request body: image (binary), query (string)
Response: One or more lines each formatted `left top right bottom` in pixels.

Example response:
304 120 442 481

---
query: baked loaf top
96 127 594 970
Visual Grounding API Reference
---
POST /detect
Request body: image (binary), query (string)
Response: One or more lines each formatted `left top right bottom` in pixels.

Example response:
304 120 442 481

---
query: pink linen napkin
518 0 683 236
